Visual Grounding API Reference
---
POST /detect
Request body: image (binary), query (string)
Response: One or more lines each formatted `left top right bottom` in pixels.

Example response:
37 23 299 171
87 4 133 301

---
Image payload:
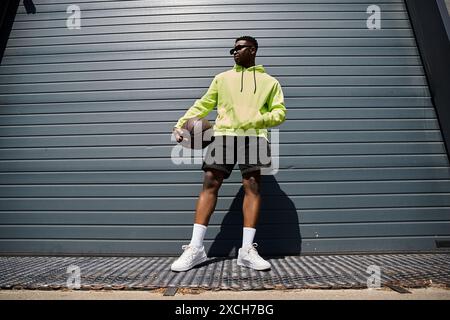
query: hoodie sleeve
174 76 218 129
261 81 286 128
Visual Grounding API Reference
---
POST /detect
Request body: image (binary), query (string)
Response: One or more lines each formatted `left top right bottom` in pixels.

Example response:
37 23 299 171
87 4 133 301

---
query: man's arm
260 81 286 128
174 76 218 129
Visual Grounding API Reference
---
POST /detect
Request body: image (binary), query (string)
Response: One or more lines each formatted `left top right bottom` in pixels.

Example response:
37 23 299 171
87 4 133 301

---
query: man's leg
238 169 271 270
194 168 225 225
171 168 225 272
242 170 261 228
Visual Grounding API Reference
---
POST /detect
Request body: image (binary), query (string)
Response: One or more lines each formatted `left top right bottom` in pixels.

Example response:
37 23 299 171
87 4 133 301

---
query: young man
171 36 286 272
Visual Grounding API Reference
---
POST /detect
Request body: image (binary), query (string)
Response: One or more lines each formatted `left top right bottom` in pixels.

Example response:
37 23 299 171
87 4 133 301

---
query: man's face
232 40 256 66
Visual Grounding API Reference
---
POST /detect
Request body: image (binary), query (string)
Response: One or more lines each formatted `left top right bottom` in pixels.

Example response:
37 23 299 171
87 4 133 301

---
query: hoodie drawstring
240 67 257 94
240 69 244 92
253 68 257 94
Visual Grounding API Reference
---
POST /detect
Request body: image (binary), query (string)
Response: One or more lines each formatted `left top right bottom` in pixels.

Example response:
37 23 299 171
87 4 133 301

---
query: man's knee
203 169 224 191
242 172 261 194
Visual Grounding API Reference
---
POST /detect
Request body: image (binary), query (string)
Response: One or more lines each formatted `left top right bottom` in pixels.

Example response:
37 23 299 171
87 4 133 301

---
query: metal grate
0 254 449 291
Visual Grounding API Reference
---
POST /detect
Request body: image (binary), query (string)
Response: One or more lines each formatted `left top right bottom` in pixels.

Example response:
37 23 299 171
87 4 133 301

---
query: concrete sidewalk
1 287 450 300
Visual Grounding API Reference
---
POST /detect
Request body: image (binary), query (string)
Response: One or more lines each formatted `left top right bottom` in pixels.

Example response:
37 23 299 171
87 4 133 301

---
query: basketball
180 117 214 149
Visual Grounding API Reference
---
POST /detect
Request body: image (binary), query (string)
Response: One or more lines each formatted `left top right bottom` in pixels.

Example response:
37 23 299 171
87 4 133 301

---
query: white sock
242 227 256 248
189 223 207 248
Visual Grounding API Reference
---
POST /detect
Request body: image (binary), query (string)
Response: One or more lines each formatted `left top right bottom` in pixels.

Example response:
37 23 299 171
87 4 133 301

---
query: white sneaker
171 244 208 272
237 243 271 270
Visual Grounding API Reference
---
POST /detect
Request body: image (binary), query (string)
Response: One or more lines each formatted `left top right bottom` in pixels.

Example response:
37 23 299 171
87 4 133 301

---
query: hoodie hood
233 64 266 73
233 64 266 94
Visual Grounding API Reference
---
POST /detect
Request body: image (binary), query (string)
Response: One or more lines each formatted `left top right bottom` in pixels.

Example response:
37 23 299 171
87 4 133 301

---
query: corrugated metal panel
0 0 449 255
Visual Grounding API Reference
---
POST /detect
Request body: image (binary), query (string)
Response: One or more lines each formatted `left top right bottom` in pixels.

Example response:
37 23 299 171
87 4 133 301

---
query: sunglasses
229 45 254 55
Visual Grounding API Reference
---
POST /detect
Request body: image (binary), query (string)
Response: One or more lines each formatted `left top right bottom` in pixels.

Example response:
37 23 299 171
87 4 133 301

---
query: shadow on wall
23 0 37 14
207 174 301 257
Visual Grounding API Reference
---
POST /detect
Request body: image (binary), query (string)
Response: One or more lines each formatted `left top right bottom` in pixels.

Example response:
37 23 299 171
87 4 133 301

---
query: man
171 36 286 272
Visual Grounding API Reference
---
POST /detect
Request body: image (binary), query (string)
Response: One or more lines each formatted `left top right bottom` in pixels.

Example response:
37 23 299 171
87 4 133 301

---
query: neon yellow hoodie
174 64 286 140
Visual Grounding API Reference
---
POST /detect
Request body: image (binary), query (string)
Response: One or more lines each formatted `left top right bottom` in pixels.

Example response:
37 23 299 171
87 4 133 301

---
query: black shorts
202 135 271 179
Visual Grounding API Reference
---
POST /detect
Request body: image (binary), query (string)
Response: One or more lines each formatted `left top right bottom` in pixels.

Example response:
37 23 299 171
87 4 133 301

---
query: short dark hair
235 36 258 51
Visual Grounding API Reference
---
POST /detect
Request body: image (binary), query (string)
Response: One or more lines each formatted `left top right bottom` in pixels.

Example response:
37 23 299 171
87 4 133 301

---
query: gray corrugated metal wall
0 0 449 256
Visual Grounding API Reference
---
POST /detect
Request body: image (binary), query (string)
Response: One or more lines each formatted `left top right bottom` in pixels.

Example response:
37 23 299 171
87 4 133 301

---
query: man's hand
240 114 265 130
173 127 185 143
